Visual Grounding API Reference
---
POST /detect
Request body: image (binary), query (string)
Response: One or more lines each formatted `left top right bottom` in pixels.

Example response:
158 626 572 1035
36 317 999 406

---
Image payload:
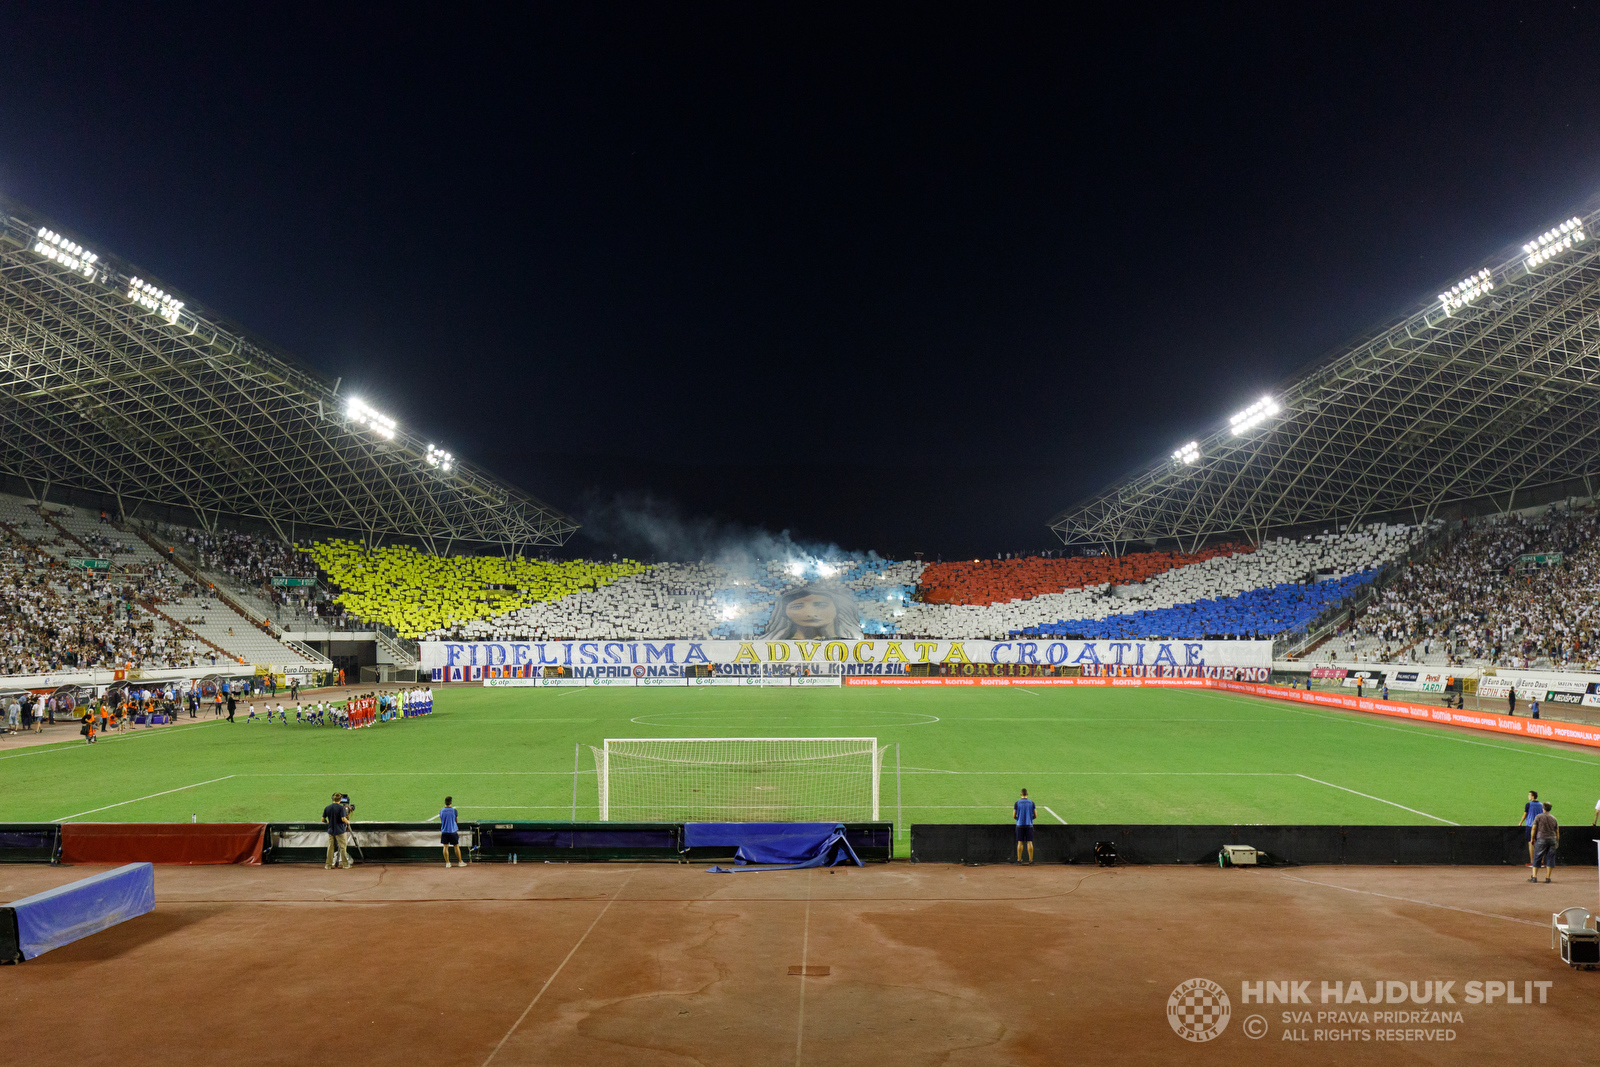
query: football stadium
7 11 1600 1061
4 187 1600 1062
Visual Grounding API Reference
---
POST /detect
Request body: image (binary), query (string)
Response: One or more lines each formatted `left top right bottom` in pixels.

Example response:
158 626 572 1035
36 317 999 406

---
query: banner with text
422 638 1273 682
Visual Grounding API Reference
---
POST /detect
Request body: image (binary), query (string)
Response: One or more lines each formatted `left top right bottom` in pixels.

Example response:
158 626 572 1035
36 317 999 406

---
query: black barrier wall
477 822 682 862
0 825 61 864
909 825 1600 866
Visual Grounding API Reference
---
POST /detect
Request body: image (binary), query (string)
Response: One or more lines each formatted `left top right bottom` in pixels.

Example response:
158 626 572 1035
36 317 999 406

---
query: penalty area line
55 774 238 821
1294 774 1457 825
1040 804 1067 824
1203 689 1600 768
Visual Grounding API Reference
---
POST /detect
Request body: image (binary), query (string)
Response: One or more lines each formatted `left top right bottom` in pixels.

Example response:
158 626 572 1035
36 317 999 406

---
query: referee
1014 788 1036 864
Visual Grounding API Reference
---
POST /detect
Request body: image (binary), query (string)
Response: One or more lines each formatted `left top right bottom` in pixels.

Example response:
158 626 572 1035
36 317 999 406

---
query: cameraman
323 791 353 869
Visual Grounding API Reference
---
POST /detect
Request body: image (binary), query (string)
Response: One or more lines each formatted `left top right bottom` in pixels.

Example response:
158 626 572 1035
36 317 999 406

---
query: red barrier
843 676 1600 749
60 823 266 865
1214 681 1600 750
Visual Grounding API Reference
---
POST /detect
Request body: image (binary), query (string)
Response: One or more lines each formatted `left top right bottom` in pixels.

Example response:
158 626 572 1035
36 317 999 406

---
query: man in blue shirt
1519 790 1542 869
1014 788 1036 864
440 796 465 868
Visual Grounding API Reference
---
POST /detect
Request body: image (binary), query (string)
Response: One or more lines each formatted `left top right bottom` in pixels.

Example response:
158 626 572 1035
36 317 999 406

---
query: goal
593 737 885 823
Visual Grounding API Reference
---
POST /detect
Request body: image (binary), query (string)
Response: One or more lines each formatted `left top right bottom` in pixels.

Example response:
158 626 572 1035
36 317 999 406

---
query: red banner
61 823 266 865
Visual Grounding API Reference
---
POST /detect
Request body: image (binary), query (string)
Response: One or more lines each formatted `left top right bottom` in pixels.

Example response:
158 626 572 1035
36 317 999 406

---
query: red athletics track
1 862 1595 1065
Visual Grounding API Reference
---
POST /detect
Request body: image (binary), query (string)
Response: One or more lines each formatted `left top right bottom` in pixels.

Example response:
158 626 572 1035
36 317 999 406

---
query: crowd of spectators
1345 504 1600 670
0 540 198 675
160 524 319 586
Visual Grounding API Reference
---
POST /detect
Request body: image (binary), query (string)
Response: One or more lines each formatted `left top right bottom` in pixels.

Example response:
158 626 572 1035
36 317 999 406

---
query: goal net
593 737 885 823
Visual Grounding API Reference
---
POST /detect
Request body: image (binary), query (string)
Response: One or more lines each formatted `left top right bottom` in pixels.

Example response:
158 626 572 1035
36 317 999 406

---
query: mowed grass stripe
0 685 1590 826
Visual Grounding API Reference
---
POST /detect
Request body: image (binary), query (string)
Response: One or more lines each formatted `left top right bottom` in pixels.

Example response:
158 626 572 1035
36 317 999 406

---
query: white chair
1551 907 1599 969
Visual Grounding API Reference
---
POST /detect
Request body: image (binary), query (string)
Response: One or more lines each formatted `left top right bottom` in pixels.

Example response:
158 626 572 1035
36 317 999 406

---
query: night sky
4 4 1600 560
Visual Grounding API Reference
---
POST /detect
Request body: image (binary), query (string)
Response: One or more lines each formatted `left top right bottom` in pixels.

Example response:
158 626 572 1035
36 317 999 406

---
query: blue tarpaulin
3 862 155 961
686 822 864 872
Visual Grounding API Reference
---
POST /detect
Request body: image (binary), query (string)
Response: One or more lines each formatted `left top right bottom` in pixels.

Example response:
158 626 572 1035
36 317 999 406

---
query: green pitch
4 687 1594 850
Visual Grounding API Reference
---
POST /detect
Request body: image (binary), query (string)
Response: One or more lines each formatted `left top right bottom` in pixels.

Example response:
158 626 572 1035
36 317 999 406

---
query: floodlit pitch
5 685 1598 836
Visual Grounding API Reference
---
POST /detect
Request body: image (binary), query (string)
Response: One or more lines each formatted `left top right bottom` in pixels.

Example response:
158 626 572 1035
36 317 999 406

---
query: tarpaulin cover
4 862 155 960
687 822 864 872
61 823 265 865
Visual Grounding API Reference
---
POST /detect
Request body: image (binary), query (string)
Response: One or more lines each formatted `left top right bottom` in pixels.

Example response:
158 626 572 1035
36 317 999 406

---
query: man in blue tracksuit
440 796 465 868
1014 788 1037 864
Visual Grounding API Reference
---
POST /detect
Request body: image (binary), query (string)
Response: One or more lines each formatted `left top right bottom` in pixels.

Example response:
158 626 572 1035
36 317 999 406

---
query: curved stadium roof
1051 198 1600 551
0 196 576 551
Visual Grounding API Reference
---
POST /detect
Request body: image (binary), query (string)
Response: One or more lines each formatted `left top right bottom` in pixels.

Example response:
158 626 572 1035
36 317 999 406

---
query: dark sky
4 4 1600 560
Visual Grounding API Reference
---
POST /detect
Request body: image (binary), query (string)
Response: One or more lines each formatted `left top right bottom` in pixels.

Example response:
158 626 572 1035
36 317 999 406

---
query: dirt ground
2 861 1596 1065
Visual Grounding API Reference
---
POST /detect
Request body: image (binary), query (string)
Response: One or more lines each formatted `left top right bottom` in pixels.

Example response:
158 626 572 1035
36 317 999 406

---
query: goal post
593 737 885 823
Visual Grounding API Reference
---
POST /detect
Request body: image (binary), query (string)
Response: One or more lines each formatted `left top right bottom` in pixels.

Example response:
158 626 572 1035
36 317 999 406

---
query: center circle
628 709 940 729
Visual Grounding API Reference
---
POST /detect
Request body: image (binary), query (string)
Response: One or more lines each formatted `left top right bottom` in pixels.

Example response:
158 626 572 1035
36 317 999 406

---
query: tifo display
2 488 1592 683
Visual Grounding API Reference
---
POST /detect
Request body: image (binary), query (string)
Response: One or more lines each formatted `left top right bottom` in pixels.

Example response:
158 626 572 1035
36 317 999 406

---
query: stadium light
345 397 397 440
1228 397 1280 436
1437 268 1493 315
424 444 454 472
126 277 184 325
1523 217 1587 272
1172 441 1200 465
32 227 99 281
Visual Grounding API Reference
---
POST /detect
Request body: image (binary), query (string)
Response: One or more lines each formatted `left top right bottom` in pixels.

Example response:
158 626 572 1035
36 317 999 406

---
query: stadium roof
1051 198 1600 551
0 196 577 551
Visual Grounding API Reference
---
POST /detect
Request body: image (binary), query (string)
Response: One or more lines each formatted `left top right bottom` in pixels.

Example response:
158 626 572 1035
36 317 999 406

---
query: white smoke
575 490 879 565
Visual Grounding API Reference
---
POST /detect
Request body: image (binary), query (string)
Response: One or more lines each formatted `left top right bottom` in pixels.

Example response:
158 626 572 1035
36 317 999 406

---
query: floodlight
1172 441 1200 465
1228 397 1280 436
424 444 454 472
1437 268 1493 315
32 227 99 281
126 277 184 325
1523 217 1587 272
345 397 397 440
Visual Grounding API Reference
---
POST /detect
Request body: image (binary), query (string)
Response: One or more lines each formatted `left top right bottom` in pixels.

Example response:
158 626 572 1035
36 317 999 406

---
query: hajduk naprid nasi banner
421 638 1272 681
